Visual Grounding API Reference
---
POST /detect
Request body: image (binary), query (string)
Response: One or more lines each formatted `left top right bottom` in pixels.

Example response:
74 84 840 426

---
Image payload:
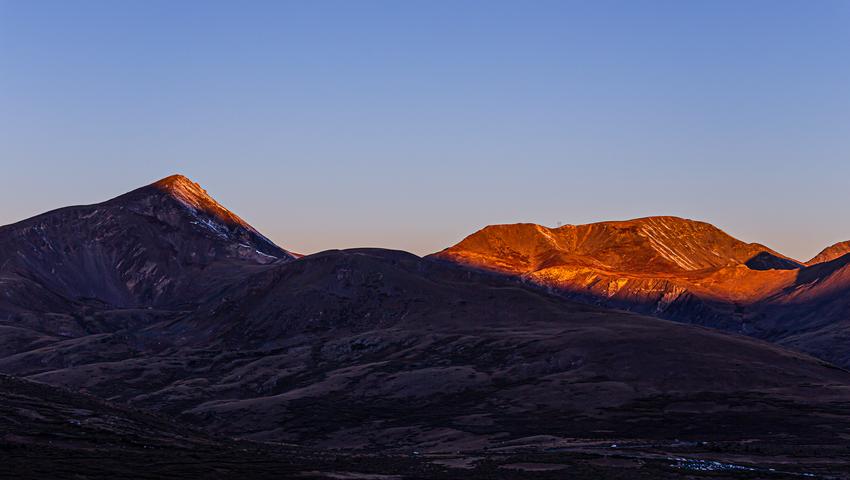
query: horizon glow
1 1 849 261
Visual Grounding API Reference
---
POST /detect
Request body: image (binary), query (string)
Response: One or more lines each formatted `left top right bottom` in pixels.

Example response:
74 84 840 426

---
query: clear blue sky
1 1 848 260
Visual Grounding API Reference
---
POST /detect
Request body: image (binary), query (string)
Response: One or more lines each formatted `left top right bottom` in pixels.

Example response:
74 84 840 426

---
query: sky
1 0 849 260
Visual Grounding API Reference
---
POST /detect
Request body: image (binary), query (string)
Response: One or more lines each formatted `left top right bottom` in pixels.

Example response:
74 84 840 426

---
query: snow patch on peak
535 225 559 245
637 220 703 271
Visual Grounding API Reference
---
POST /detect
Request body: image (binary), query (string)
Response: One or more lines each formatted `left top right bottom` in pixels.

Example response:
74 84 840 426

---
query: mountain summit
150 174 264 233
114 174 290 260
435 216 800 274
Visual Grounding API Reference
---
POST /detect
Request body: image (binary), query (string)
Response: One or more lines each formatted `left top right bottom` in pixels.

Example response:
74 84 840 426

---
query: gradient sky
1 1 849 260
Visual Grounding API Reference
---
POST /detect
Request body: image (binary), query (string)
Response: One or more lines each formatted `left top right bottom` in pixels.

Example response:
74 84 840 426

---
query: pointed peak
146 175 246 228
135 174 294 260
148 175 218 210
150 174 210 200
152 174 196 189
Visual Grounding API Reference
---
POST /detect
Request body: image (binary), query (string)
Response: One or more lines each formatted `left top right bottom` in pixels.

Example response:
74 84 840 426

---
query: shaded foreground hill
4 370 850 480
0 374 482 479
4 249 850 475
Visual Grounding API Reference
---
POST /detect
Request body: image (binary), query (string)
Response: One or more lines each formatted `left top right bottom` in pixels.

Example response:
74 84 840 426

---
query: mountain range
434 217 850 368
3 175 850 479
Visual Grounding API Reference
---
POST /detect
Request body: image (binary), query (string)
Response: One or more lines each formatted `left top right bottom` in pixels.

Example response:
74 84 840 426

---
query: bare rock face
0 174 294 311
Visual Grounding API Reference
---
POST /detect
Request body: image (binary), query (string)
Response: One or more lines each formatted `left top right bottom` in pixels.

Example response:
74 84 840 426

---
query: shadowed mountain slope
749 253 850 367
11 372 842 480
0 374 458 480
0 174 294 312
3 248 850 459
0 373 215 449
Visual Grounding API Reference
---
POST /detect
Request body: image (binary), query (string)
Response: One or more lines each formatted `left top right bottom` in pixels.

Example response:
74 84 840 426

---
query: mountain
808 240 850 265
0 174 294 315
4 183 850 477
433 217 850 370
436 216 799 274
432 217 801 330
